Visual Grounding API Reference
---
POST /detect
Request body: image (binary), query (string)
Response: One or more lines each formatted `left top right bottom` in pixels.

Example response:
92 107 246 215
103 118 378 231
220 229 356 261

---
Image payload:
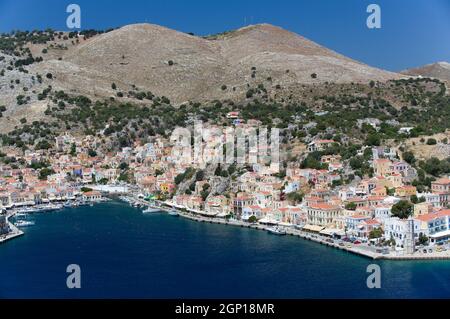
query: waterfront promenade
2 193 450 261
180 211 450 260
130 197 450 261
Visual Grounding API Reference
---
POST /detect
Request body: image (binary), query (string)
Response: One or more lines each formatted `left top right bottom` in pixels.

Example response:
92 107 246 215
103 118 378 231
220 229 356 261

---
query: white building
398 127 415 135
419 192 441 208
384 217 421 248
374 206 392 221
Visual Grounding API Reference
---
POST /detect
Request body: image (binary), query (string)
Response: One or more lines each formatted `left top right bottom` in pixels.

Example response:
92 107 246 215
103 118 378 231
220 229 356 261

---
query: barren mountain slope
29 23 403 104
402 62 450 82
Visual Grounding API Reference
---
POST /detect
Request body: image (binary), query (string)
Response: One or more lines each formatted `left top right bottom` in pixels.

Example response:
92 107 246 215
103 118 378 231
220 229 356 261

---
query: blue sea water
1 201 450 299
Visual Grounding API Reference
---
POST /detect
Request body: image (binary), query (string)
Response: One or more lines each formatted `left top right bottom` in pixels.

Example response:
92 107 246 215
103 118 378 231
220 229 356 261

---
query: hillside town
1 119 449 258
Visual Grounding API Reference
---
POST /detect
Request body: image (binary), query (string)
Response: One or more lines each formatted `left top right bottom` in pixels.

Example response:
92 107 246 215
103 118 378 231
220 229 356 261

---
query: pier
0 212 24 244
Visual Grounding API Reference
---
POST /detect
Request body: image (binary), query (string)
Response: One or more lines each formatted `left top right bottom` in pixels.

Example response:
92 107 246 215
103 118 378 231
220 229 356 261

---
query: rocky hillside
402 62 450 82
45 24 403 102
0 23 408 132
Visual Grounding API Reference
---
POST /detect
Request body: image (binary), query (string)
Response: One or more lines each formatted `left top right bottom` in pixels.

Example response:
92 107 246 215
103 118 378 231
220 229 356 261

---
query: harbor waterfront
1 201 450 299
134 197 450 261
2 192 450 261
0 0 449 304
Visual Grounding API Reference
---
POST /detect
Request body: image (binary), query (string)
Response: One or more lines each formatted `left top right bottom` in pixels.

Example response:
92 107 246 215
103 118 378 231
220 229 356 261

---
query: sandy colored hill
402 62 450 82
0 23 407 132
29 23 402 104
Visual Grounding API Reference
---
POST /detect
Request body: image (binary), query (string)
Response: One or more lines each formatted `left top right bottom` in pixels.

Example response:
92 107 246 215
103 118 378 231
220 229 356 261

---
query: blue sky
0 0 449 71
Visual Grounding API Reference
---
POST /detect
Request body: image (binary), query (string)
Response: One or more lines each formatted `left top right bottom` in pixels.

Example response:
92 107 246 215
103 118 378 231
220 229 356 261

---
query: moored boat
266 226 287 235
168 209 179 216
16 207 40 214
15 220 35 227
142 207 161 213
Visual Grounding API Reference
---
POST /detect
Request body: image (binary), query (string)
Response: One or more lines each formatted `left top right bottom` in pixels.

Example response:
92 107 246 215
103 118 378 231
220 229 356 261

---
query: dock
0 212 24 244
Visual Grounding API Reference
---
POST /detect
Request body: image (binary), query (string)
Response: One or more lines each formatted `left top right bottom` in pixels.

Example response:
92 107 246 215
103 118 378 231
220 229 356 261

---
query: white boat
15 212 28 217
168 210 179 216
142 207 161 213
15 220 35 227
16 207 40 214
266 226 287 235
39 204 63 212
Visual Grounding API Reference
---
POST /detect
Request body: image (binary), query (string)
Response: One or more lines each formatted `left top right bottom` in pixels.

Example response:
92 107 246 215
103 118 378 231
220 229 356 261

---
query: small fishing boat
168 210 179 216
266 226 287 235
63 202 73 208
142 207 161 213
15 220 35 227
133 202 141 208
16 207 40 214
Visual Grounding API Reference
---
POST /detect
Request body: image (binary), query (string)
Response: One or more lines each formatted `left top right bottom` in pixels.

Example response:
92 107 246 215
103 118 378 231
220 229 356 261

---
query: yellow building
395 185 417 198
387 173 403 188
414 202 432 217
373 159 392 177
159 183 175 194
371 186 387 197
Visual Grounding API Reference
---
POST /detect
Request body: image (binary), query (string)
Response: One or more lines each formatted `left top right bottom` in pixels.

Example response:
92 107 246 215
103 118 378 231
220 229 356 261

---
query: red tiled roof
309 203 339 210
416 210 450 222
434 178 450 185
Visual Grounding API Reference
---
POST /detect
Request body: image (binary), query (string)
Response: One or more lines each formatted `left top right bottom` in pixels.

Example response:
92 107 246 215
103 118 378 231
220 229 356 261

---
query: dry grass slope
31 23 403 104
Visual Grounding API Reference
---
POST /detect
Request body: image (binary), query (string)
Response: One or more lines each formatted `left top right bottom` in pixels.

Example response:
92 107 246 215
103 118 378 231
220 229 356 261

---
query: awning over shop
319 228 343 236
302 224 325 233
169 203 185 209
278 222 294 227
199 211 218 217
430 229 450 239
258 218 280 225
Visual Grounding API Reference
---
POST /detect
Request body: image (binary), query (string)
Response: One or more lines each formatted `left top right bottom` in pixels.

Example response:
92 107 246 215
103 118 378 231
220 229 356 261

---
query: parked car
353 240 362 245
